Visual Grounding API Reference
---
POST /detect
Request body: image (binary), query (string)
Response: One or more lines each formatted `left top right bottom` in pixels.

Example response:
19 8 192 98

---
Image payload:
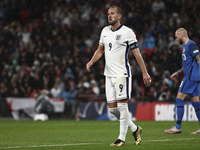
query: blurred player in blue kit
165 28 200 134
86 5 151 146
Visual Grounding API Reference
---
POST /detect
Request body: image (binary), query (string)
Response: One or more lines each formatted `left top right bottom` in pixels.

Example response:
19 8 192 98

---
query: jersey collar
111 24 123 32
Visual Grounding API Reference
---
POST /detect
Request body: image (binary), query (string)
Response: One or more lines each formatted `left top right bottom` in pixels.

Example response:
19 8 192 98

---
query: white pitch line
0 143 97 149
144 137 198 142
0 138 200 149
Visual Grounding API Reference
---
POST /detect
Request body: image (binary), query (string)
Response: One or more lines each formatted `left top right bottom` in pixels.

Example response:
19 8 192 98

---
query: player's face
175 32 184 44
107 8 120 26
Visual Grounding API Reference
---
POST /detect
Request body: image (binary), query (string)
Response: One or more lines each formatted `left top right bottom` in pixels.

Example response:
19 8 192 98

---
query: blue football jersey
182 40 200 81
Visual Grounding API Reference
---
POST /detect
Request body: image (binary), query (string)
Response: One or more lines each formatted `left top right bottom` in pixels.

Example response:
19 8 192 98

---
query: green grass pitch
0 120 199 150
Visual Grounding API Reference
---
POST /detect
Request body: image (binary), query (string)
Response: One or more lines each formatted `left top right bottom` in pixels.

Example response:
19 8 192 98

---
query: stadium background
0 0 200 120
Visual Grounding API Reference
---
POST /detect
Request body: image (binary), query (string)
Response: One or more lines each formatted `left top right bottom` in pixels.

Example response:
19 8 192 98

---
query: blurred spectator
31 73 43 89
55 76 65 90
147 86 157 102
76 87 87 102
142 31 156 58
157 33 168 53
149 60 159 77
169 12 181 28
158 90 169 101
0 82 9 98
31 60 41 75
170 78 180 98
65 85 78 116
157 83 169 101
152 0 165 14
62 10 72 27
66 85 78 104
89 80 100 95
56 88 68 99
99 78 105 95
10 59 20 71
11 87 21 97
130 59 142 98
18 63 31 79
29 88 41 98
161 70 173 87
50 83 61 97
77 75 90 89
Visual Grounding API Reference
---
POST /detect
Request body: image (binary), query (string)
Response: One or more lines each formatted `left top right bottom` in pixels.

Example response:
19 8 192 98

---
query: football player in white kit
86 5 151 146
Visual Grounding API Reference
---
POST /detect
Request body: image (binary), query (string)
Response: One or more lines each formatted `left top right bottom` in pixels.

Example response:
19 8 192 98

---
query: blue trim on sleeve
126 77 129 99
125 43 130 77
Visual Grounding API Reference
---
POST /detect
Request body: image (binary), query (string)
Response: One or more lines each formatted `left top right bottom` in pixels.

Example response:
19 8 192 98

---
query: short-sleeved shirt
99 24 138 77
182 40 200 81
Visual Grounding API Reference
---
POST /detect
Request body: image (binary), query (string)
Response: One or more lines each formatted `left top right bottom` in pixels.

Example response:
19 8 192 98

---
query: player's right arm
171 67 183 80
86 44 105 72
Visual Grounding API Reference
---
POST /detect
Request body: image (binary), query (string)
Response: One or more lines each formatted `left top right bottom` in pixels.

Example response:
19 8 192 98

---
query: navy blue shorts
178 78 200 98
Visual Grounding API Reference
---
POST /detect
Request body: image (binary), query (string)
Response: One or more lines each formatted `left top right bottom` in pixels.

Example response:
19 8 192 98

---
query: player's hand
170 72 178 80
86 61 93 72
143 73 151 86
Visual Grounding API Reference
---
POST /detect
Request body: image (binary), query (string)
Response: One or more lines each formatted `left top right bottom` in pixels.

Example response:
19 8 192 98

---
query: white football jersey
99 25 138 77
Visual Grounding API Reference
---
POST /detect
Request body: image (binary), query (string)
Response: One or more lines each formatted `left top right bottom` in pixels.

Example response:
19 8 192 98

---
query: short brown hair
109 5 122 15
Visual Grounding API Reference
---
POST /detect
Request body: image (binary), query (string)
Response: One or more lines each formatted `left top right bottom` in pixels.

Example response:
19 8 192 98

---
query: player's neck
111 22 121 31
184 38 190 45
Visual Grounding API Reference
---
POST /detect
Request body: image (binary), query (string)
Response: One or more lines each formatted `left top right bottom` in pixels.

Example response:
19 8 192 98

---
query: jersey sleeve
127 29 138 50
189 42 200 57
99 28 105 46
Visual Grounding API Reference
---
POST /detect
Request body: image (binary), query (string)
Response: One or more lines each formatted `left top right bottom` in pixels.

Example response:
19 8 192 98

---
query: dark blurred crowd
0 0 200 103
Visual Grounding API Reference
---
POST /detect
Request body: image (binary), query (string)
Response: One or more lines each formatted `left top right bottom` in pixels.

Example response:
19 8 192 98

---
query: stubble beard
178 39 184 45
109 19 117 26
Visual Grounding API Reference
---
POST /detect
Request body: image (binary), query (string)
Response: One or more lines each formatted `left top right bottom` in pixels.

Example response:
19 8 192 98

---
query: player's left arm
189 42 200 63
195 54 200 63
132 48 151 86
127 29 151 86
